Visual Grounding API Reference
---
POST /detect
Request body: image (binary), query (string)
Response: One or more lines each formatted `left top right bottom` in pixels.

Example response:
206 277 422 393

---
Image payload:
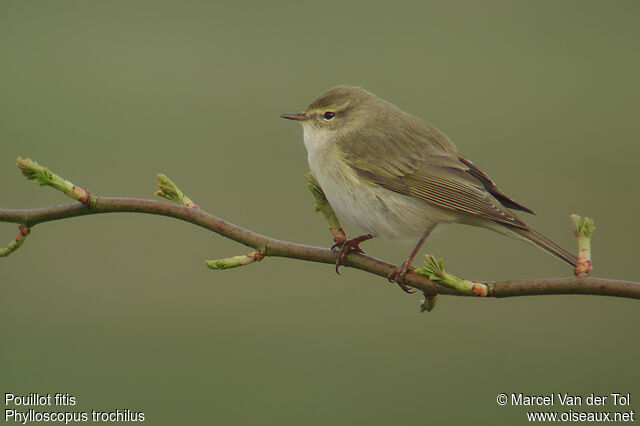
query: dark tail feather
512 227 578 267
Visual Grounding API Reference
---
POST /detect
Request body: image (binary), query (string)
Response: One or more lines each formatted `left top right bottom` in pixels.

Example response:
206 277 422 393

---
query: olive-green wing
338 126 529 229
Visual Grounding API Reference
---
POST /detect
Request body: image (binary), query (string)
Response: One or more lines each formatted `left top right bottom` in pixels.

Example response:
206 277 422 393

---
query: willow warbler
282 86 577 290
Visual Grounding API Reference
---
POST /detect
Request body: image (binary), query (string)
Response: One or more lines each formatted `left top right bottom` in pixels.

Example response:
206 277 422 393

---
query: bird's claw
331 239 365 254
331 235 370 275
388 261 417 294
333 240 364 275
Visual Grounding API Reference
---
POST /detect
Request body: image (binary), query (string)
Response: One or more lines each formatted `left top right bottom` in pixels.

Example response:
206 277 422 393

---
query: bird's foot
331 234 373 274
388 260 417 294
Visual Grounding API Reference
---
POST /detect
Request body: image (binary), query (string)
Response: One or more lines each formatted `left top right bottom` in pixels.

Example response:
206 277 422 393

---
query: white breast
301 124 447 241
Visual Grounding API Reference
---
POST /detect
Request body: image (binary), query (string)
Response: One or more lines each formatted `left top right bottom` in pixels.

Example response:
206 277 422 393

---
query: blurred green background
1 1 638 424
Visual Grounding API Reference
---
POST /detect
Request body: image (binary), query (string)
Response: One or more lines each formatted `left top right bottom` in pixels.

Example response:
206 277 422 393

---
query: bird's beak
280 113 308 121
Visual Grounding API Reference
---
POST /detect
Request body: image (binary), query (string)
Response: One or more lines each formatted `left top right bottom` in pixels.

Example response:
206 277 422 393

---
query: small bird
282 86 577 291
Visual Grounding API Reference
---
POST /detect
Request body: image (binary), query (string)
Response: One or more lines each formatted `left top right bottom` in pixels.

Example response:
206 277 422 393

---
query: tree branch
0 199 638 300
1 157 638 303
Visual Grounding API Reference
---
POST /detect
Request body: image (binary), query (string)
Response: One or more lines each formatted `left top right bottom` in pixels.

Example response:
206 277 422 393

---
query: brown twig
1 198 638 300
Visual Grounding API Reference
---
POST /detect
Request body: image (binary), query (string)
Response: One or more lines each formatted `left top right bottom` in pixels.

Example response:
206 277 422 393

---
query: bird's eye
323 111 335 120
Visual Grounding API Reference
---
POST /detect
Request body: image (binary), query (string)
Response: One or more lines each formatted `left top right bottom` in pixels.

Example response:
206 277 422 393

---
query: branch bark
1 198 638 300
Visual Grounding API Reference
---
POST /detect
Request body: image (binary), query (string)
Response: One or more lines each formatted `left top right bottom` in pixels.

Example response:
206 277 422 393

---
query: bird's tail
512 227 578 267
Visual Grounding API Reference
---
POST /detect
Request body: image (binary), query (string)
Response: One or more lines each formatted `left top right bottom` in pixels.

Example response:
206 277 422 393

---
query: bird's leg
331 233 374 275
388 226 435 293
330 227 347 245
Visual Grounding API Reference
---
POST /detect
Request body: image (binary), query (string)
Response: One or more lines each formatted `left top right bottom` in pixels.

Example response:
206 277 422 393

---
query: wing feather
338 123 530 229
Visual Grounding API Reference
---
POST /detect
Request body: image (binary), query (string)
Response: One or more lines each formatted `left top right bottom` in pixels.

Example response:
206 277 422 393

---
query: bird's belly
310 161 447 241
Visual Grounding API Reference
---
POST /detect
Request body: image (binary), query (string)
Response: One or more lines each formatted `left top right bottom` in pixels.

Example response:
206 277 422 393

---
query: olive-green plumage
282 86 577 270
